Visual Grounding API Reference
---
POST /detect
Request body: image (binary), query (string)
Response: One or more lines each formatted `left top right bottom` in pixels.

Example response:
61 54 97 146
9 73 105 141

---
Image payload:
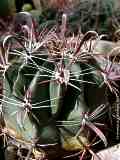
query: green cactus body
1 12 115 159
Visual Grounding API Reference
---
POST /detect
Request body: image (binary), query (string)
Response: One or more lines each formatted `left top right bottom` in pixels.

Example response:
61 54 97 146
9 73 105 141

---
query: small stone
91 144 120 160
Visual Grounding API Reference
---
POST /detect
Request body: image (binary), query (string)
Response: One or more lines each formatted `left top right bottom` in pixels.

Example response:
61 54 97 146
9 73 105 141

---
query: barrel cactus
0 12 120 160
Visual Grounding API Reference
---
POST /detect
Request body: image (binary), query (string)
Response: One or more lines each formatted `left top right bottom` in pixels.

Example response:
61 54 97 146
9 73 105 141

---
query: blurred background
0 0 120 40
